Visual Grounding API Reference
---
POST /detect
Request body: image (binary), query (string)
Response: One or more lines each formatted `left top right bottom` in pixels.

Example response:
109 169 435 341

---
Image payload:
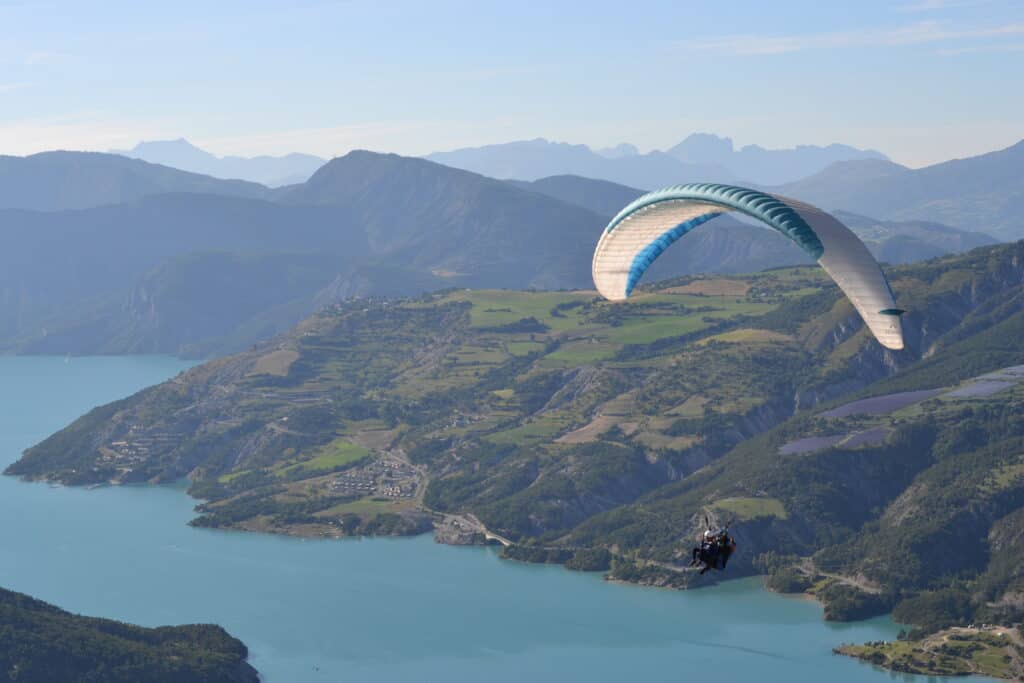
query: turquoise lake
0 355 969 682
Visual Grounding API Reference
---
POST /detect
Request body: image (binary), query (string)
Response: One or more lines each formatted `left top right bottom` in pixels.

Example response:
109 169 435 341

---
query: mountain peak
595 143 639 159
663 134 888 185
126 137 207 153
119 138 217 167
667 133 735 165
292 149 500 205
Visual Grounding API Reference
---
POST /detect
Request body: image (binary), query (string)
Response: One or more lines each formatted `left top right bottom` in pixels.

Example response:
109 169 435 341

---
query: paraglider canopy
591 183 904 350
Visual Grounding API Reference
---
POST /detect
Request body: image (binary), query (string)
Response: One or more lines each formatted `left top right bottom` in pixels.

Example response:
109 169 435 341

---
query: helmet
703 529 714 541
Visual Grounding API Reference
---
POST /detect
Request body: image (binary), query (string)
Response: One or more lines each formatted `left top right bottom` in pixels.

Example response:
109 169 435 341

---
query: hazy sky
1 0 1022 167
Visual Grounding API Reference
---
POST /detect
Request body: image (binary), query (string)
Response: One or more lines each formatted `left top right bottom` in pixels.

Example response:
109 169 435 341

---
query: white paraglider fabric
591 186 904 350
780 196 904 350
591 200 722 300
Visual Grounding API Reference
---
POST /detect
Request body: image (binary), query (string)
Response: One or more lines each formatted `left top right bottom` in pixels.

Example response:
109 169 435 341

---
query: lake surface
0 356 966 682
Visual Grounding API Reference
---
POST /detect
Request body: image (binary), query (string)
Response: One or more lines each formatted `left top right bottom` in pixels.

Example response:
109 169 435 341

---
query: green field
543 341 619 365
485 416 573 445
275 439 371 477
217 469 251 484
699 328 792 345
506 341 545 356
602 316 708 344
712 497 788 520
318 497 413 517
450 345 508 365
983 460 1024 493
448 290 591 330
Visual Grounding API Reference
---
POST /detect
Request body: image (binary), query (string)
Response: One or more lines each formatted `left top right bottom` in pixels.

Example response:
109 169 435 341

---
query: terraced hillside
8 271 819 537
10 242 1024 635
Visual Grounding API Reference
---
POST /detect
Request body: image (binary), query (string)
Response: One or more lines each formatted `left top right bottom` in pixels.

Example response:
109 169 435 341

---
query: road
444 513 513 546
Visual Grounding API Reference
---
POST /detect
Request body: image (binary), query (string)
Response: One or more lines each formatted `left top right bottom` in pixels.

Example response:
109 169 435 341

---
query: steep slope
17 252 350 358
0 152 271 211
777 140 1024 239
0 586 259 683
115 139 326 186
561 242 1024 624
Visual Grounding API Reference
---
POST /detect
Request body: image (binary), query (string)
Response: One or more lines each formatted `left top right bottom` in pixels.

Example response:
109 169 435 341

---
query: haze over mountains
426 133 888 187
777 140 1024 240
114 139 326 187
667 133 887 185
112 132 886 189
0 138 1017 357
0 151 269 211
427 138 736 189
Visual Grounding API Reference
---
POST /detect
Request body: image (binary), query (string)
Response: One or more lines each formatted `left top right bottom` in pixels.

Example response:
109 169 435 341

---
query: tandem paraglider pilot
690 526 737 575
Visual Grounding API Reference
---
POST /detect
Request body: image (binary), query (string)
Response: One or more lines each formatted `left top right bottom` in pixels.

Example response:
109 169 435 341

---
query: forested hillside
11 242 1024 637
0 587 258 683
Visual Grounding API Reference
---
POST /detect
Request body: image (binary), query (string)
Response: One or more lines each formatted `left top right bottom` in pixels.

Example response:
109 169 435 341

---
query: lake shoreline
0 355 1000 683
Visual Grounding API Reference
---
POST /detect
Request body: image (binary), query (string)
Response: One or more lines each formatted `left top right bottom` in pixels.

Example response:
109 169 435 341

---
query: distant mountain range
775 139 1024 240
427 138 737 189
114 132 885 188
0 144 1008 356
0 152 607 356
113 138 326 187
426 134 888 187
667 133 888 185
